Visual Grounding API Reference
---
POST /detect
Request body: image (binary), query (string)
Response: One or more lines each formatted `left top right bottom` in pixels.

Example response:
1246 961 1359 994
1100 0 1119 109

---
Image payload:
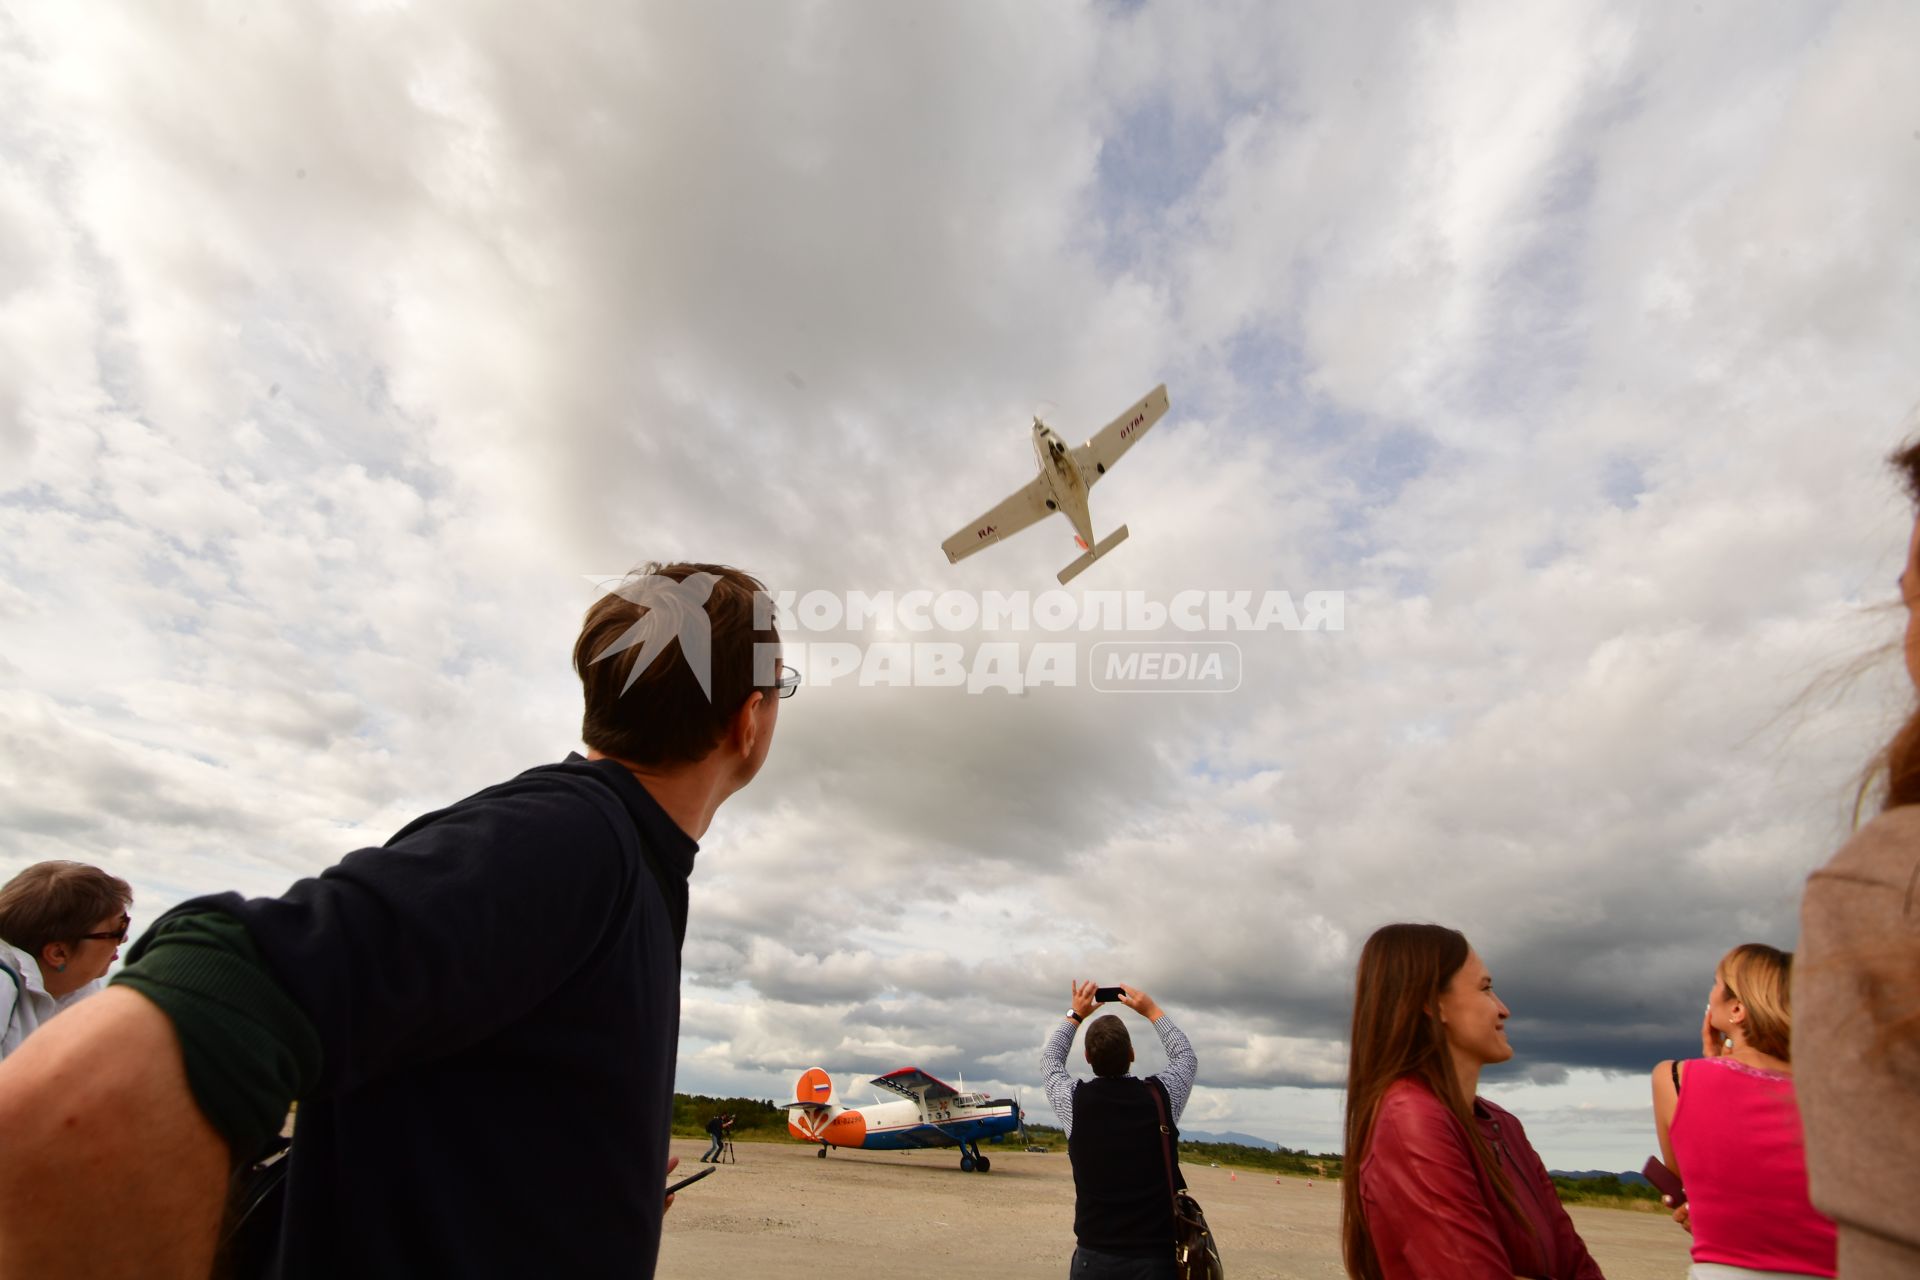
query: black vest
1066 1076 1176 1256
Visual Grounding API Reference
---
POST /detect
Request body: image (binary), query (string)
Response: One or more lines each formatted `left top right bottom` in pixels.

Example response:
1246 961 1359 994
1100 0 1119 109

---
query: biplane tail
784 1067 843 1143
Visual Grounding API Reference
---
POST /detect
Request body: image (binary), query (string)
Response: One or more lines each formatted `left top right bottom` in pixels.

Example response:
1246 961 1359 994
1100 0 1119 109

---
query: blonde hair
1720 943 1793 1060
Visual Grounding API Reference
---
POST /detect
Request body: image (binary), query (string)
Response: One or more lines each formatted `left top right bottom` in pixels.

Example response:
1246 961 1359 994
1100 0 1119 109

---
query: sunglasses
78 914 131 944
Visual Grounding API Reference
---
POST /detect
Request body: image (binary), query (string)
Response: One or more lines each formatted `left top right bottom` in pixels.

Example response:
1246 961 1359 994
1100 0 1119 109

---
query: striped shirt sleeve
1151 1014 1197 1122
1040 1015 1079 1138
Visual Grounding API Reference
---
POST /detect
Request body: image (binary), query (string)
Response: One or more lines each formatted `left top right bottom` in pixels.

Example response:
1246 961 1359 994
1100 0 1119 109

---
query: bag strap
1671 1059 1682 1095
1146 1075 1183 1216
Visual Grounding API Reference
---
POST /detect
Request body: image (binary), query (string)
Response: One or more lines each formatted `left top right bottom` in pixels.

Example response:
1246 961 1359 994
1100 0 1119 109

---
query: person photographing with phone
1040 980 1198 1279
1649 944 1835 1278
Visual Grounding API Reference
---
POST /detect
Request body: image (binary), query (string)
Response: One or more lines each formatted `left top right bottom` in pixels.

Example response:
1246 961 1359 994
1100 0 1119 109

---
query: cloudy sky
4 1 1918 1169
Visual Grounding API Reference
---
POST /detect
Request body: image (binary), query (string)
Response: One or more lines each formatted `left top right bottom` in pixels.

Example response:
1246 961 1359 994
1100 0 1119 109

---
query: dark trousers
702 1133 724 1161
1068 1246 1177 1279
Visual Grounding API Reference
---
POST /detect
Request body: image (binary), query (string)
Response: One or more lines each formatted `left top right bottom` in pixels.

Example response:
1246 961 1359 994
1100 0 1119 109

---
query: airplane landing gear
817 1143 828 1159
958 1141 991 1172
975 1155 991 1173
959 1153 975 1173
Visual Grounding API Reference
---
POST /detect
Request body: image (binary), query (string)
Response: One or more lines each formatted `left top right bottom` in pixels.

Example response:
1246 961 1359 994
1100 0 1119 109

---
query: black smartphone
1094 986 1125 1003
667 1165 716 1197
1641 1156 1685 1208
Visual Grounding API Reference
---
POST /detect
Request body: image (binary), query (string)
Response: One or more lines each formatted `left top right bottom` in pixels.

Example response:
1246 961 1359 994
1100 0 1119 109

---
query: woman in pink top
1651 944 1836 1279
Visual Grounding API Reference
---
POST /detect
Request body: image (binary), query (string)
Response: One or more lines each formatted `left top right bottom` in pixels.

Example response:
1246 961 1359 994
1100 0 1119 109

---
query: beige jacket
1795 807 1920 1279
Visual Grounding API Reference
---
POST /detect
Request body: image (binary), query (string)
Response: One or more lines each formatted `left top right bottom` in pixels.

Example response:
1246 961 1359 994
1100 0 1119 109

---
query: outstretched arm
1117 985 1197 1122
1150 1013 1197 1123
0 987 229 1276
1041 980 1097 1139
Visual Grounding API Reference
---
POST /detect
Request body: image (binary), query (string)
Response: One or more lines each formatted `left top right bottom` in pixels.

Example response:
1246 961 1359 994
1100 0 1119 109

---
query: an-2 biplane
783 1066 1025 1173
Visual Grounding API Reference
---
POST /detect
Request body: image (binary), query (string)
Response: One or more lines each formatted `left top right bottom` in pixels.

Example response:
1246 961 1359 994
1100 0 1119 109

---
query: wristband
1066 1010 1083 1023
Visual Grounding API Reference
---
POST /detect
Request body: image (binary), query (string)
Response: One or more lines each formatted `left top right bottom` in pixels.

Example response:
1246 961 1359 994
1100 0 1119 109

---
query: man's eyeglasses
772 662 801 700
79 915 131 944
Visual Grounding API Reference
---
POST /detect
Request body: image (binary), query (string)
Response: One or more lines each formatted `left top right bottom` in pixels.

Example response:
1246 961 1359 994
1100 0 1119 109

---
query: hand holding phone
1094 986 1125 1003
1641 1156 1685 1208
667 1165 715 1197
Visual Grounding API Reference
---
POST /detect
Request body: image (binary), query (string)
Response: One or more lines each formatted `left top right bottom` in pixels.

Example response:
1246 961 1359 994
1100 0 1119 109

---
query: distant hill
1552 1169 1652 1187
1181 1129 1282 1151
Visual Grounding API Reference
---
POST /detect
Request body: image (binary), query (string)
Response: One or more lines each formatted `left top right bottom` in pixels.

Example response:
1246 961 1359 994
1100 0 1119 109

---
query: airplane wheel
960 1154 976 1173
817 1148 827 1159
975 1156 991 1173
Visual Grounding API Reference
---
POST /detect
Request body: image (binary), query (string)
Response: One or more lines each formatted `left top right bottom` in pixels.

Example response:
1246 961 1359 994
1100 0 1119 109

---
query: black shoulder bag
1148 1078 1225 1280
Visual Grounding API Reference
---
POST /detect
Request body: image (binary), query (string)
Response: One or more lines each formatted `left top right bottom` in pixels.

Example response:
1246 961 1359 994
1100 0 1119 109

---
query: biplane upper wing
870 1066 961 1102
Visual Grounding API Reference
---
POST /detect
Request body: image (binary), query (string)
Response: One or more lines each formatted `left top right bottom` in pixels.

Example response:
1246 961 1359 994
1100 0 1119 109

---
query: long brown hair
1845 439 1920 1057
1341 924 1525 1280
1866 440 1920 808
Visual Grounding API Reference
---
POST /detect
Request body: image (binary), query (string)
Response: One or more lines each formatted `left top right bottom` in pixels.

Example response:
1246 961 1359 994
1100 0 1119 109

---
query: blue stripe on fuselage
856 1113 1019 1151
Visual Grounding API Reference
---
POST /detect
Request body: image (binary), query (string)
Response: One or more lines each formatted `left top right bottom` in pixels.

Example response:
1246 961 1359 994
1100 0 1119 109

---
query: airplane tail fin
790 1067 835 1108
1058 525 1130 584
786 1067 840 1142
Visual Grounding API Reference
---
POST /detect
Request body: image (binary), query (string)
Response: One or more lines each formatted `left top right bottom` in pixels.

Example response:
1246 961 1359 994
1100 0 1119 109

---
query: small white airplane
784 1066 1026 1173
941 385 1170 584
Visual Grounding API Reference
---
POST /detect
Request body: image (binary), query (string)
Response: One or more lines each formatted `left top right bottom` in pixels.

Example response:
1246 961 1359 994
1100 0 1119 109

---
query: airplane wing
940 474 1054 565
1071 384 1169 489
870 1067 961 1101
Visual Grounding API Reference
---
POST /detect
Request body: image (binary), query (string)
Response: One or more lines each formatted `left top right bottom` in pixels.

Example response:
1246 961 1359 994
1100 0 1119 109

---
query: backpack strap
1671 1058 1682 1095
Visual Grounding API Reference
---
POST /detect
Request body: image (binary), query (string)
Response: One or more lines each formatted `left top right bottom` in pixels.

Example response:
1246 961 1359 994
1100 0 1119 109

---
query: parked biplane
783 1066 1026 1173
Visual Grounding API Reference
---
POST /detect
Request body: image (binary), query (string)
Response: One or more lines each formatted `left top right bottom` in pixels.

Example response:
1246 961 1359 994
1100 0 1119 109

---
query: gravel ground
656 1138 1691 1279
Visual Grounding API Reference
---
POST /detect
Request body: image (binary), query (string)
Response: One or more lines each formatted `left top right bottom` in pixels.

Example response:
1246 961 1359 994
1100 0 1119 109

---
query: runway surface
657 1138 1692 1279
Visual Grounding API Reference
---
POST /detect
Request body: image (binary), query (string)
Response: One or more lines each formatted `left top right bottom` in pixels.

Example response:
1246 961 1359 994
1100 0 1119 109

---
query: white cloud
1 0 1915 1166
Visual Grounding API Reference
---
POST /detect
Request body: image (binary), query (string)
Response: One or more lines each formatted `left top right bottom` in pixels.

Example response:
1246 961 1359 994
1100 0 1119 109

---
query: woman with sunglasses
0 861 133 1059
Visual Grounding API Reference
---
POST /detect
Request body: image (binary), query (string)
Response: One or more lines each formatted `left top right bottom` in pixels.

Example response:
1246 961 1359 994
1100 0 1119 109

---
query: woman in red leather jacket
1342 923 1607 1280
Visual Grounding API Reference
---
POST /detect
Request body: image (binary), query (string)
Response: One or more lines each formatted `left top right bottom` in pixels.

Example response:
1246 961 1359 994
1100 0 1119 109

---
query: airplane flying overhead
783 1066 1026 1173
941 384 1170 584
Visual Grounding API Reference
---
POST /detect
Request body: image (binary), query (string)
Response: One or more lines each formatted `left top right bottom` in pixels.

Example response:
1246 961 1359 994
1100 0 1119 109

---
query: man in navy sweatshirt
0 562 792 1279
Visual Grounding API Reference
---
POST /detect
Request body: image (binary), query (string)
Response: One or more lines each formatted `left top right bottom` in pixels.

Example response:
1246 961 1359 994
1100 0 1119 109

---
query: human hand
1117 984 1164 1023
1071 980 1098 1020
1665 1199 1691 1235
664 1155 680 1213
1700 1007 1729 1059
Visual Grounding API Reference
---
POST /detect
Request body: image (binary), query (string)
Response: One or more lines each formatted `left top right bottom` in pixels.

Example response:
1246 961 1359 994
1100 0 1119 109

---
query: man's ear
728 690 765 758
